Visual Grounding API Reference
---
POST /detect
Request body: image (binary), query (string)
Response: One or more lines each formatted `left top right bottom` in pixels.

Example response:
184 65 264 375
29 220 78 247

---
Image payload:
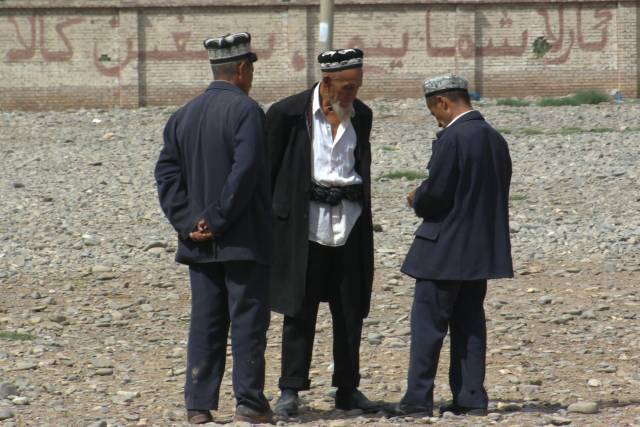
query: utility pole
319 0 334 51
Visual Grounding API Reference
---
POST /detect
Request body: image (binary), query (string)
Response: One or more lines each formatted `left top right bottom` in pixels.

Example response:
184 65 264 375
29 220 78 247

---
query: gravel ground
1 98 639 427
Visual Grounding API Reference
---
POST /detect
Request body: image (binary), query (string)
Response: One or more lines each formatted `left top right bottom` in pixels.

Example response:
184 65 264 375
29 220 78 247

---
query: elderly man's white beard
331 101 354 123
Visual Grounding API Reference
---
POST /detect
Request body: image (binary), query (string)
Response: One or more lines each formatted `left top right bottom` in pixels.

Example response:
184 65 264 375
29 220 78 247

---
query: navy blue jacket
155 81 271 265
401 110 513 281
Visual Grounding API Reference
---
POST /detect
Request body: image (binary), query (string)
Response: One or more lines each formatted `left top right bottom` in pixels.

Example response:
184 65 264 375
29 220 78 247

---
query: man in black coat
386 75 513 417
266 49 378 416
154 32 273 425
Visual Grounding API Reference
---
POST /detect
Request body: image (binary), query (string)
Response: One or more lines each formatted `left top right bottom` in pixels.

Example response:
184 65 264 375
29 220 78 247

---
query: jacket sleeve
154 111 199 240
201 102 266 234
412 135 459 219
266 102 288 194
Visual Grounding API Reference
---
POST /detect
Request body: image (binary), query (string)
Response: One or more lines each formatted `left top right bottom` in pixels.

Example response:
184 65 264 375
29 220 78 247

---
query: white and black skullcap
318 48 364 72
423 74 469 98
203 32 257 65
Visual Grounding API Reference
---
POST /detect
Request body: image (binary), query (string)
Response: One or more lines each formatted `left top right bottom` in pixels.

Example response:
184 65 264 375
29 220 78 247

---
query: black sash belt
310 181 363 206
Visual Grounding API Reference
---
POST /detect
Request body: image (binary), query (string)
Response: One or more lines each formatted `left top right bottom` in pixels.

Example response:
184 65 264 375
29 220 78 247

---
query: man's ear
322 75 331 85
437 96 448 110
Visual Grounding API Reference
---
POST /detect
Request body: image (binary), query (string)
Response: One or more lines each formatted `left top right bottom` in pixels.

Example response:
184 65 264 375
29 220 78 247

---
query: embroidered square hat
318 48 364 72
204 32 257 65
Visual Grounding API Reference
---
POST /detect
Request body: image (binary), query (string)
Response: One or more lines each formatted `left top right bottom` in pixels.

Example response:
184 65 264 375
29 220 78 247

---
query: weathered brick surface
0 0 637 110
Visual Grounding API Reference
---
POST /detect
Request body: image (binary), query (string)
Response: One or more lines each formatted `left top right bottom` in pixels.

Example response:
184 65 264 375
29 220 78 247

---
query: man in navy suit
154 32 272 425
386 75 513 417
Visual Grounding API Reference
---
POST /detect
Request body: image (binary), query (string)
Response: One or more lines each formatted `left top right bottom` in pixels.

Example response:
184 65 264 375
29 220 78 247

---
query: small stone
587 379 601 387
147 247 164 255
568 401 599 414
110 310 124 321
549 416 572 425
49 314 67 323
143 241 166 251
82 234 99 246
93 358 114 369
496 402 522 411
0 382 18 399
11 396 29 405
14 362 37 371
140 304 154 312
383 337 406 348
0 407 15 420
538 295 553 305
91 265 112 274
116 390 140 400
393 326 411 336
86 421 107 427
367 333 383 345
95 368 114 376
581 310 596 319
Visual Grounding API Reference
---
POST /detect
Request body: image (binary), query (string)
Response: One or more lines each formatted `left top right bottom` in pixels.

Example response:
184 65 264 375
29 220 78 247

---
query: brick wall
1 0 637 110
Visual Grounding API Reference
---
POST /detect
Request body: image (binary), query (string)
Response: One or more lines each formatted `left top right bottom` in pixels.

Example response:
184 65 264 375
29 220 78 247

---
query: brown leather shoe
233 404 274 424
187 409 213 424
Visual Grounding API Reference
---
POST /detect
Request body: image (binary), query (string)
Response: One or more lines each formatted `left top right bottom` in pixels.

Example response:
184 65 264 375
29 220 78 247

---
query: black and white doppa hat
203 32 257 65
318 48 364 72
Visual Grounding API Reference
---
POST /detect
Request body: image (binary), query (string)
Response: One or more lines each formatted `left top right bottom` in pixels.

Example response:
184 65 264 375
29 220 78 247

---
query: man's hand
189 219 214 242
407 189 417 208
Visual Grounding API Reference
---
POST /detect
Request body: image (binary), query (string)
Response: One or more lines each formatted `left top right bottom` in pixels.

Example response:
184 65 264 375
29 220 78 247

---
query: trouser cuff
185 397 219 411
331 373 360 389
279 376 311 391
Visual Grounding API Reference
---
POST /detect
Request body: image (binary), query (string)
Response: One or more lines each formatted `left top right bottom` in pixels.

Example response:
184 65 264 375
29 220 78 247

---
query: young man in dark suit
154 32 272 425
386 74 513 418
266 49 378 417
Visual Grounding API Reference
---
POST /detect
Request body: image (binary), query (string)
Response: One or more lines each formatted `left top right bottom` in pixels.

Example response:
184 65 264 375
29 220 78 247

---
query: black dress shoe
335 388 380 413
186 409 213 424
383 402 433 417
439 402 488 416
234 404 274 424
274 389 300 416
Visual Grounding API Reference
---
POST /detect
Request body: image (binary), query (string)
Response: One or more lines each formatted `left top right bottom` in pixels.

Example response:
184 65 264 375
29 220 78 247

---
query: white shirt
446 110 474 128
309 84 363 247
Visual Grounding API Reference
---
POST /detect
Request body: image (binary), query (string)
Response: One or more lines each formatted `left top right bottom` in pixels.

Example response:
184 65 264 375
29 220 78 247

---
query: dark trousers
279 236 363 391
185 261 270 412
402 279 488 410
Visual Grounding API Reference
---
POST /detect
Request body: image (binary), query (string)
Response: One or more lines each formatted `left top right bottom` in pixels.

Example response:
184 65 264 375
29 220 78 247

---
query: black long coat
155 81 272 265
266 85 374 318
401 110 513 280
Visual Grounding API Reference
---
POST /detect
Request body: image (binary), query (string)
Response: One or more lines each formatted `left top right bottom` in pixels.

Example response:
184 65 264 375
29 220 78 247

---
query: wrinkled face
324 68 363 108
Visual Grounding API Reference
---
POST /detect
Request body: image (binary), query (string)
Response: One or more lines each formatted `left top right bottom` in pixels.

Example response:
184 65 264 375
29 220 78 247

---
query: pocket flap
415 221 441 241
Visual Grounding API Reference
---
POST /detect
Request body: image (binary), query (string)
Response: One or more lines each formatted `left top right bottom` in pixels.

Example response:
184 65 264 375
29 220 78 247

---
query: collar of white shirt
446 109 474 128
